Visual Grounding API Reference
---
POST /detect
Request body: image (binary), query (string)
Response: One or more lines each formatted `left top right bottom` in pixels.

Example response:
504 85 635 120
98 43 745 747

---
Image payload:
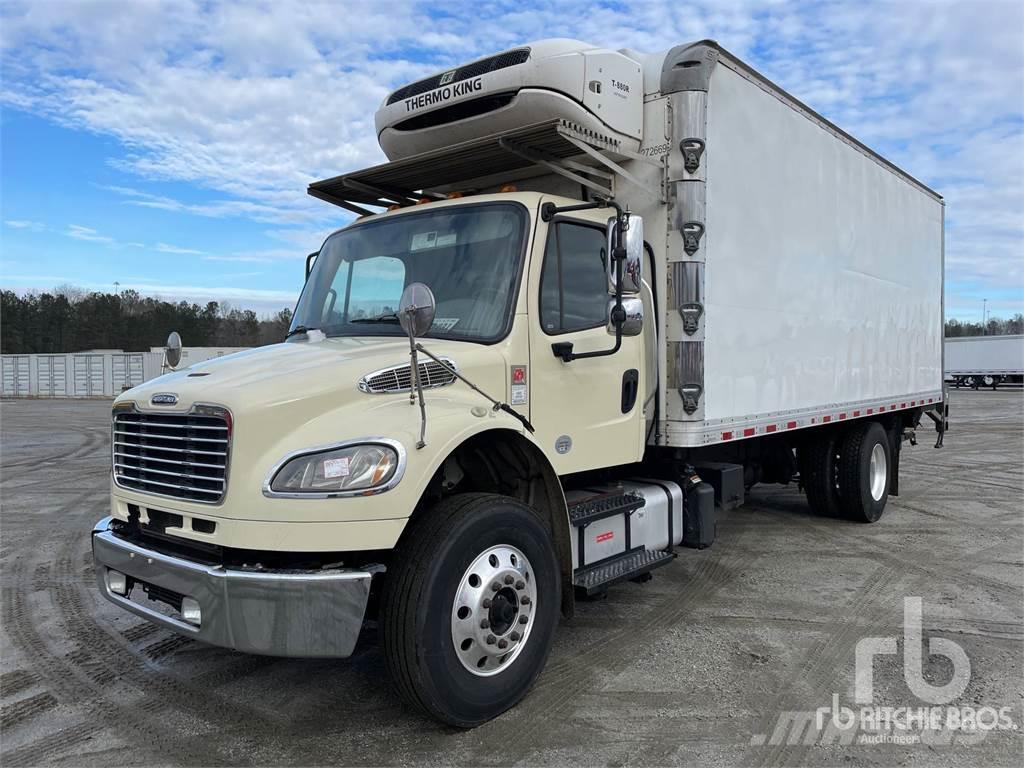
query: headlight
268 442 402 496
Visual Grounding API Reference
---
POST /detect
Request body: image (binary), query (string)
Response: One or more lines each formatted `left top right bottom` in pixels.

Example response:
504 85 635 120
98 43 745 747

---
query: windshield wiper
285 325 319 339
350 313 400 324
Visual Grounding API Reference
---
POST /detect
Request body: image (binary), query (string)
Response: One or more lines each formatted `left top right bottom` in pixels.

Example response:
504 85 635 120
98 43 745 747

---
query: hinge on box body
682 222 704 256
681 138 705 174
679 303 703 335
679 384 702 415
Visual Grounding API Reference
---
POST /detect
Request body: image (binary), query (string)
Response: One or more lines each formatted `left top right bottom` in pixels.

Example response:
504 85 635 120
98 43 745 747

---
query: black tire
800 432 842 518
837 421 890 523
380 493 560 727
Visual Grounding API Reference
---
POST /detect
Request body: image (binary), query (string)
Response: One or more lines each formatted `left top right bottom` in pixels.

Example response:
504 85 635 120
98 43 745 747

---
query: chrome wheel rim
869 442 887 501
451 544 537 677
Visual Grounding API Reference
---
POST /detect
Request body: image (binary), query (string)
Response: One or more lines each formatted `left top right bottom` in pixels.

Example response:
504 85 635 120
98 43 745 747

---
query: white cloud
2 0 1021 309
203 255 272 263
155 242 204 255
4 219 45 231
66 224 114 243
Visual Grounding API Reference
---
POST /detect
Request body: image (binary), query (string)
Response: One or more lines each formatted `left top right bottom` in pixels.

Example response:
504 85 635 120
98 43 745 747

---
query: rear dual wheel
801 421 891 523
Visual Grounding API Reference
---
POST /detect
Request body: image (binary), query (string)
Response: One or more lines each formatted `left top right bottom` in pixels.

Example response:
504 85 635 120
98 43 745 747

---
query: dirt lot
1 391 1021 767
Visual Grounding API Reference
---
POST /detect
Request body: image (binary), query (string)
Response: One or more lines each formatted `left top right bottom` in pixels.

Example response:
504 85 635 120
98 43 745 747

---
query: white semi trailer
946 334 1024 389
93 39 947 726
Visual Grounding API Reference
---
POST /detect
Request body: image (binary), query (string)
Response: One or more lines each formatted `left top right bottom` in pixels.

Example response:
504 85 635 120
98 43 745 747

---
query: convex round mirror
398 283 436 338
165 331 183 369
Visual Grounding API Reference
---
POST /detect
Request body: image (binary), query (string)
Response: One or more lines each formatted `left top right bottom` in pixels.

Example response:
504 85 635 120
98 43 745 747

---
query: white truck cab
93 39 946 726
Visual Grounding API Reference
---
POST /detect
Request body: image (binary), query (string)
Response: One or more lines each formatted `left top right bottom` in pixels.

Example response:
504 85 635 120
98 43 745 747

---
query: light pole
982 298 987 334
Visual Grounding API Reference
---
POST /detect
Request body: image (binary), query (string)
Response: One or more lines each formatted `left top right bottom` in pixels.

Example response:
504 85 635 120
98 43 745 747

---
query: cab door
527 204 645 475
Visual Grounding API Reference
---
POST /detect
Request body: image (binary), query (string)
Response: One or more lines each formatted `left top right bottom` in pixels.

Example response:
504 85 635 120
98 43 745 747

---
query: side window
539 222 607 334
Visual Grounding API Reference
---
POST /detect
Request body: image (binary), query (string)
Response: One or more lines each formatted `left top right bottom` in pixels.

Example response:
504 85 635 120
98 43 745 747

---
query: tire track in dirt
1 692 58 730
472 537 757 765
0 425 99 470
750 562 908 768
752 532 1019 768
1 561 219 767
0 670 40 698
1 485 282 766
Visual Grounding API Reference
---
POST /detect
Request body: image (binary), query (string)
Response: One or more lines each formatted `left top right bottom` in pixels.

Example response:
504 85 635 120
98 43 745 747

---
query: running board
568 491 645 528
572 548 675 596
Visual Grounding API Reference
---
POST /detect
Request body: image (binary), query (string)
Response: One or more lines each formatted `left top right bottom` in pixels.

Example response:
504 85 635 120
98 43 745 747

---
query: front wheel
380 493 560 727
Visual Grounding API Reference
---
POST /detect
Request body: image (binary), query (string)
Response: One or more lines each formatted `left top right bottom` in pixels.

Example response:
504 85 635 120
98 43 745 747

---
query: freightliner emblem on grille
150 393 178 406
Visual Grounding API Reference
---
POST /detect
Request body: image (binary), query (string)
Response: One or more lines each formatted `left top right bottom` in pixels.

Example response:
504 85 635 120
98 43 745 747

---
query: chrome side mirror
607 296 644 337
606 213 643 295
398 282 436 337
164 331 183 370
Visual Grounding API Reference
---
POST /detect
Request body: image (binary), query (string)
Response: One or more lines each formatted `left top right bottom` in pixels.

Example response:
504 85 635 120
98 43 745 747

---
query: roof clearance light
417 197 431 205
499 184 518 192
446 191 464 199
387 204 401 211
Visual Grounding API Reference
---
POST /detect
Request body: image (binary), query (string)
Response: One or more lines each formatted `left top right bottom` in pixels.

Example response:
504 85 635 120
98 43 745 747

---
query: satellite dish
398 283 436 338
164 331 183 369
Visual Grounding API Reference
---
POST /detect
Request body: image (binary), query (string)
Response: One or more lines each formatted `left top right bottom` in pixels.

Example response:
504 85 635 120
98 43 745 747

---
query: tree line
945 315 1023 338
1 287 1021 354
1 287 293 354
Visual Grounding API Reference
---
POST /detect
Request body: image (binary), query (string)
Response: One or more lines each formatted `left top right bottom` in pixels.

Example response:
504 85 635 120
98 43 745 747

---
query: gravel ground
1 391 1021 767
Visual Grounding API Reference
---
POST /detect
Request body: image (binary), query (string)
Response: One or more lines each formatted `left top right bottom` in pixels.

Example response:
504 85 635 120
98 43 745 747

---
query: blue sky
1 0 1022 320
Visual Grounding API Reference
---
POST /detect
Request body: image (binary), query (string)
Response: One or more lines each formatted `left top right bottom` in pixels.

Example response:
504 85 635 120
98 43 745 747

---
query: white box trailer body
347 39 946 448
945 335 1024 385
653 45 945 445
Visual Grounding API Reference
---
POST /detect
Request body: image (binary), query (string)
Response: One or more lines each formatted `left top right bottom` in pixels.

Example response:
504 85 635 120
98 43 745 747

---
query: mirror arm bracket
540 198 624 223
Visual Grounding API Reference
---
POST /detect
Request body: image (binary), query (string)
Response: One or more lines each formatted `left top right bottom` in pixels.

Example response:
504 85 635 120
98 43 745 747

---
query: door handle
621 369 639 413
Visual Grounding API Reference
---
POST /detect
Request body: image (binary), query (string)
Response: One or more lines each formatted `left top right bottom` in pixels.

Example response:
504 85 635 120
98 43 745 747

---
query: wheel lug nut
491 582 501 592
504 575 514 585
519 615 528 625
520 595 531 605
486 634 496 645
515 580 525 590
497 639 508 649
510 631 521 641
482 598 492 608
480 619 489 629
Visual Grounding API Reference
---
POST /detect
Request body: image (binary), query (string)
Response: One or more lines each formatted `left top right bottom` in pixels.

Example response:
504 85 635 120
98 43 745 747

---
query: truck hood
118 336 508 419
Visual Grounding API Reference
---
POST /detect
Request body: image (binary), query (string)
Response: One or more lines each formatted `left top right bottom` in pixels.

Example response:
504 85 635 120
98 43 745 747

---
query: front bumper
91 517 373 658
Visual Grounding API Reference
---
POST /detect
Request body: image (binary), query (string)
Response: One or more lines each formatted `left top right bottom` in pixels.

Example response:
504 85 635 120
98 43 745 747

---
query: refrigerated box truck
946 334 1024 389
92 38 947 726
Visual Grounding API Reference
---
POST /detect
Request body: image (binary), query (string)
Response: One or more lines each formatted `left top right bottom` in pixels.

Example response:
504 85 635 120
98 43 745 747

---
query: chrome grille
359 359 457 394
112 408 230 503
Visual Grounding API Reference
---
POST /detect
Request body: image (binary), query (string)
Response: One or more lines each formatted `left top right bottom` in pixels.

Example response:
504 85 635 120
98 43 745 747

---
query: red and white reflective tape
715 394 940 443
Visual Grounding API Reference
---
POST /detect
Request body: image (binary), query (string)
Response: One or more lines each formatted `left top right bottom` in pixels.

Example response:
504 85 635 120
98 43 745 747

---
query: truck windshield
290 202 527 343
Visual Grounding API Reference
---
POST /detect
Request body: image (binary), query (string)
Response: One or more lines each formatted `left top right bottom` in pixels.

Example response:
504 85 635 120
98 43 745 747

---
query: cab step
572 547 675 596
568 491 645 528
